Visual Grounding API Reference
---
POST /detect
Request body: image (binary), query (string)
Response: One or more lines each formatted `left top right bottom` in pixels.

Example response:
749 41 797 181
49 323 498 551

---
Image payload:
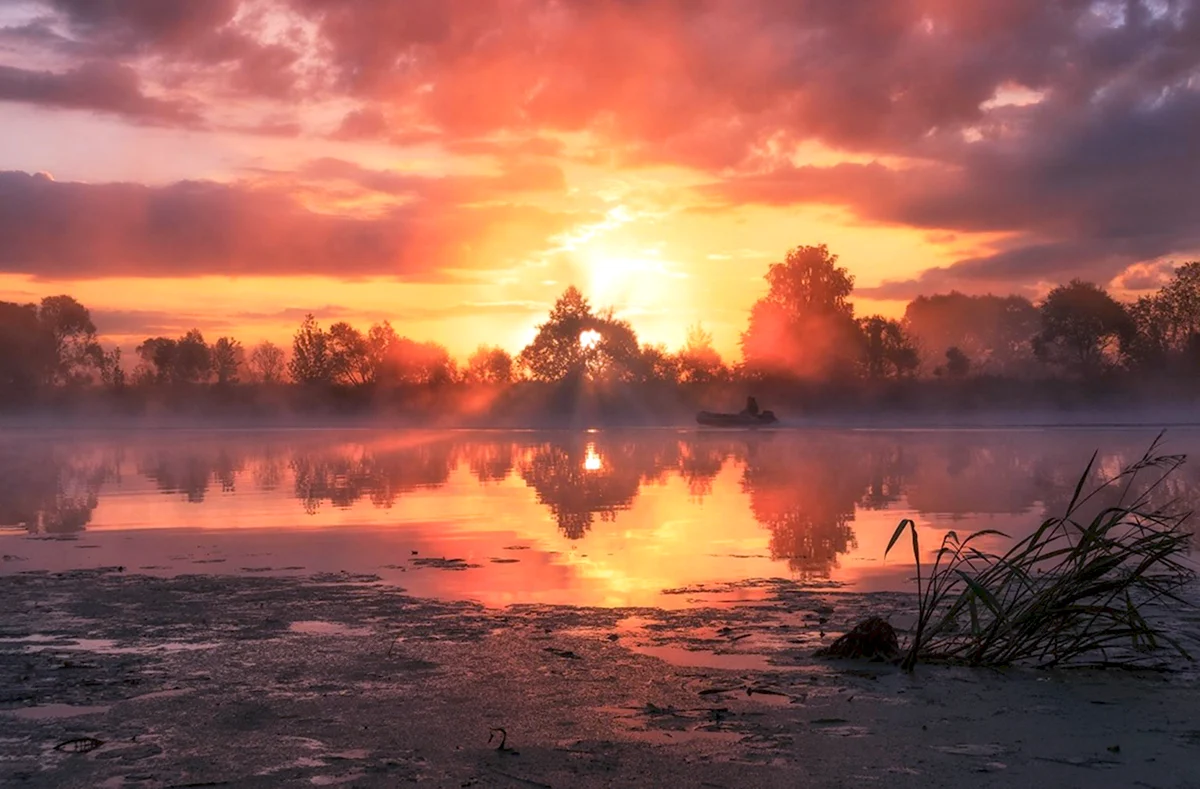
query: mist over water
2 426 1196 607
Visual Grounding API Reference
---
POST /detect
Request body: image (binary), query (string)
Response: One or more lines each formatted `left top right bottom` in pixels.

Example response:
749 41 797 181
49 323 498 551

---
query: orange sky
1 1 1195 360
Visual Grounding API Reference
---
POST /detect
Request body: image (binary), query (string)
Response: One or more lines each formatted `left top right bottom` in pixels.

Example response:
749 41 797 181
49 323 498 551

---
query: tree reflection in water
740 437 863 578
290 442 455 513
0 431 1192 577
517 439 643 539
0 443 120 534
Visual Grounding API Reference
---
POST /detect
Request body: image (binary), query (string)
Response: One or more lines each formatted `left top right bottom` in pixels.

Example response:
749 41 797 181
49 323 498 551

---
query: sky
1 0 1198 359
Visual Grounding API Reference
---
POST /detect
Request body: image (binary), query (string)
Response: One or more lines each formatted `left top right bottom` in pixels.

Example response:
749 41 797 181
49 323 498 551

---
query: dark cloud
0 62 203 125
0 170 577 280
48 0 241 52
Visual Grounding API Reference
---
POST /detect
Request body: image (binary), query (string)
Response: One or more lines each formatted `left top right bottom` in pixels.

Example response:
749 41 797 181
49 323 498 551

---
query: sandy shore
2 569 1198 788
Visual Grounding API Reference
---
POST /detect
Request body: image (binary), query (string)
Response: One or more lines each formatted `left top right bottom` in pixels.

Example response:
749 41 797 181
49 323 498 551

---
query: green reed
887 434 1196 670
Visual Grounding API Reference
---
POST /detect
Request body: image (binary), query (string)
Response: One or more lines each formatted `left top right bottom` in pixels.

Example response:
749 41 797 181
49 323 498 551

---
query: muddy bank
2 570 1198 788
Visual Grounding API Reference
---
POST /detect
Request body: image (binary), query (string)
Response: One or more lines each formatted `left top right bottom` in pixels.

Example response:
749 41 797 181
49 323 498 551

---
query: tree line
3 243 1199 400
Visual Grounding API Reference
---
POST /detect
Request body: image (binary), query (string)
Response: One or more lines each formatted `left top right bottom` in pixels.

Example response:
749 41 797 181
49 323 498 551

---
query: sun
579 329 602 349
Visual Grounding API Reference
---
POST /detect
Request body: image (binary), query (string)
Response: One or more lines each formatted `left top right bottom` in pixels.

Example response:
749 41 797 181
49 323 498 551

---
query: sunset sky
1 1 1197 358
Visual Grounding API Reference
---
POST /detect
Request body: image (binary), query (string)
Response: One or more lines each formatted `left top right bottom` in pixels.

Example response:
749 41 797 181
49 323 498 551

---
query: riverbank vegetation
5 244 1200 419
886 437 1196 669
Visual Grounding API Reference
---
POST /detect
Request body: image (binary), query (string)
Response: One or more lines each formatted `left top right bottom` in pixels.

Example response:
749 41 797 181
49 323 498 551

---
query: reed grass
887 434 1196 670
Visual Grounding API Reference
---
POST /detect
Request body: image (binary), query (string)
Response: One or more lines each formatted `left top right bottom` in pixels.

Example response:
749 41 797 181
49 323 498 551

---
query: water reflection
0 443 119 534
1 429 1196 595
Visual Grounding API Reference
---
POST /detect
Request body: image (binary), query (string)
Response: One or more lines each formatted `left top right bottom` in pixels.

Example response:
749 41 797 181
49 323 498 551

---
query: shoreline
2 570 1198 788
6 412 1200 433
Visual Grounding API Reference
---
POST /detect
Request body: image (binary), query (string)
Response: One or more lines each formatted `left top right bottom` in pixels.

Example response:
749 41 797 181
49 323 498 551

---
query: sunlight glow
579 329 602 349
583 443 603 471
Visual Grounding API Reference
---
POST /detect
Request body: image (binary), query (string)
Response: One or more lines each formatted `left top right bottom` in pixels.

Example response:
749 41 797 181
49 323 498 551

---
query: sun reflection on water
583 443 603 472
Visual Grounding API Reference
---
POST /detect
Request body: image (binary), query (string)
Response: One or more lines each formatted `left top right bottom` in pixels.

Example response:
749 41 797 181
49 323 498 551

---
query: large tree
0 301 53 397
38 295 103 385
1033 280 1133 376
740 245 861 379
518 287 642 382
327 322 371 385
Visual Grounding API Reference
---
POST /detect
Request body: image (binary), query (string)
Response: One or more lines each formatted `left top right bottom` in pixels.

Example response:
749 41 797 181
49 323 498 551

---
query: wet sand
2 569 1199 788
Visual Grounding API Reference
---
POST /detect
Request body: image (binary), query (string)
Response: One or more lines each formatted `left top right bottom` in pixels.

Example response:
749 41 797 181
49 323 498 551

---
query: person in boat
742 396 760 417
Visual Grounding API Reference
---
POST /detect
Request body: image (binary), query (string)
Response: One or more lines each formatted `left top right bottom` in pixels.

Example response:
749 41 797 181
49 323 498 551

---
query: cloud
0 62 203 125
300 157 566 198
4 0 1200 294
0 170 579 280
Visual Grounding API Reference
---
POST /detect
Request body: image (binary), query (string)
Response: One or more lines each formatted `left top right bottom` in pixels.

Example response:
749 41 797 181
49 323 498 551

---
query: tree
366 321 400 383
638 343 680 383
173 329 212 383
943 346 971 378
676 324 726 383
858 316 919 379
38 295 102 385
519 287 596 382
1032 280 1133 376
136 337 177 384
0 301 53 397
99 347 125 391
903 292 1039 375
1125 262 1200 371
248 341 286 383
517 288 644 382
465 346 514 384
741 244 861 379
327 322 370 385
590 310 642 383
288 314 332 385
211 337 244 385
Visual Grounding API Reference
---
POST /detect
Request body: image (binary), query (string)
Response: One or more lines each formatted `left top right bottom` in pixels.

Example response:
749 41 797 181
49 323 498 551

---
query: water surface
2 427 1196 607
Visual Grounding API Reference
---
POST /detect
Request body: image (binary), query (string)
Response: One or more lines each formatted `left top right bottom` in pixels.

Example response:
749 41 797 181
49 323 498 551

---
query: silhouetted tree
1126 262 1200 371
940 346 971 378
172 330 212 383
327 322 370 385
519 288 643 382
465 345 514 384
248 341 286 383
0 301 53 397
38 295 103 385
1033 280 1133 376
904 292 1039 375
135 337 177 385
741 244 860 379
519 287 596 382
858 316 919 379
289 314 332 385
211 337 244 385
